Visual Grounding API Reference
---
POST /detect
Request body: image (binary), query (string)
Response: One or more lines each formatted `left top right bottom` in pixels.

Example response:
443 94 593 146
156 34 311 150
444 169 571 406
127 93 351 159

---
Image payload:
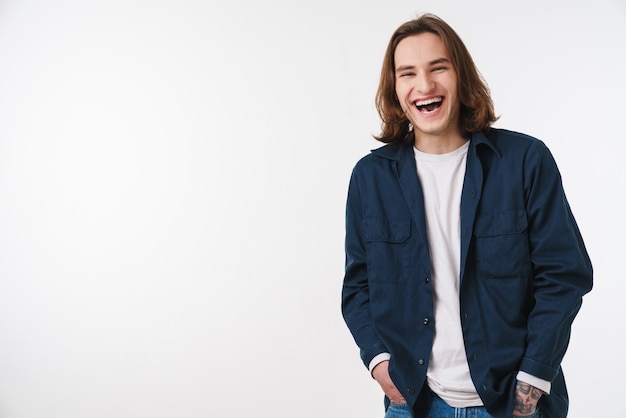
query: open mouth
414 97 443 114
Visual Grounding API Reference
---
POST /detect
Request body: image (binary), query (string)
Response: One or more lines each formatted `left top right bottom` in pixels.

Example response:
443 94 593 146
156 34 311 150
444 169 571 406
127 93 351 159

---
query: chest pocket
473 209 530 279
363 218 411 283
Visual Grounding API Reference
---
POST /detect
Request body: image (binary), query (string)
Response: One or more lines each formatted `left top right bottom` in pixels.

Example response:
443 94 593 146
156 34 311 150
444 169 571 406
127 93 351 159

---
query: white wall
0 0 623 417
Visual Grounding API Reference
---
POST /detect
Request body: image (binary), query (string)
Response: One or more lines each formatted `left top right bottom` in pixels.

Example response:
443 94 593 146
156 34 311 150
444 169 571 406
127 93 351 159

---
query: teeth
414 97 443 106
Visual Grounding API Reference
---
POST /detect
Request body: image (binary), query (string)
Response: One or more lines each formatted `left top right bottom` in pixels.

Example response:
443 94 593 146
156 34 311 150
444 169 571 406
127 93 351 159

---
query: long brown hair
374 14 497 144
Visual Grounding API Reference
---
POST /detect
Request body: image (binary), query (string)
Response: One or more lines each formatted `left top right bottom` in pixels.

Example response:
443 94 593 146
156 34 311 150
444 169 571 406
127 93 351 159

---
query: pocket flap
474 209 527 237
363 218 411 243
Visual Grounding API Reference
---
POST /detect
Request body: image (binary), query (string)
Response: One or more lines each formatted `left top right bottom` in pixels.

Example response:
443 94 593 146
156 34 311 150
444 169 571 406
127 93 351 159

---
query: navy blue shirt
342 128 592 418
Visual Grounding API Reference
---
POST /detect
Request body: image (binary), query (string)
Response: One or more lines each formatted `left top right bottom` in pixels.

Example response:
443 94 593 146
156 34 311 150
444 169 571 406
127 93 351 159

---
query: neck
413 132 468 154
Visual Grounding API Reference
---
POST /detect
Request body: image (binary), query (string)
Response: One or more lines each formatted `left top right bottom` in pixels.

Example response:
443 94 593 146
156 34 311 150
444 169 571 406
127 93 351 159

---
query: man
341 14 592 418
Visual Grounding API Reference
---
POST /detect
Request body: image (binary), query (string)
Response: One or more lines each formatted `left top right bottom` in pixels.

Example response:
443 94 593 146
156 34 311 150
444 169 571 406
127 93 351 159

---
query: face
394 32 462 143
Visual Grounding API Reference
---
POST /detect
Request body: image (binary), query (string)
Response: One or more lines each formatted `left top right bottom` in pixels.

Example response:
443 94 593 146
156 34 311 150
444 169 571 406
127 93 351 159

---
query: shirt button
408 387 415 394
424 277 430 284
418 359 425 365
423 318 429 325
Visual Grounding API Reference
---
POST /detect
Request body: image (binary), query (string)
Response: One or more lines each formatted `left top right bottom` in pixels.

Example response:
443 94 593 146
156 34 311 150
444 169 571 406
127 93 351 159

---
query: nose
414 72 435 94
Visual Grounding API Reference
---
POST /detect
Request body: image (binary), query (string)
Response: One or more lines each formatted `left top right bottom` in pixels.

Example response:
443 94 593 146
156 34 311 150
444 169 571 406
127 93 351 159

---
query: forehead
394 32 450 64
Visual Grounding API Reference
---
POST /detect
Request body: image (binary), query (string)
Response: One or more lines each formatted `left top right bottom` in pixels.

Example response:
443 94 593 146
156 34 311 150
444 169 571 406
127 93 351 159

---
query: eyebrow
395 58 451 74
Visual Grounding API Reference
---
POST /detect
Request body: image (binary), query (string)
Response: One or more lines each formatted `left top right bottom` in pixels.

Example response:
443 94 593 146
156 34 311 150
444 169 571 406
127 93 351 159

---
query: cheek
395 86 408 109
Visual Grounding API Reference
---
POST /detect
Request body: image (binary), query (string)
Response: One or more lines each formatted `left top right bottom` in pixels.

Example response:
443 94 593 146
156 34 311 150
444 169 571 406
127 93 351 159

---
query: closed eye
395 65 416 78
429 58 451 72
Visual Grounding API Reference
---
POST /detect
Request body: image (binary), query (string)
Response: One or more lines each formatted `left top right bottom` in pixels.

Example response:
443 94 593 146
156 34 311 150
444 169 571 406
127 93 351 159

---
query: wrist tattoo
514 381 542 415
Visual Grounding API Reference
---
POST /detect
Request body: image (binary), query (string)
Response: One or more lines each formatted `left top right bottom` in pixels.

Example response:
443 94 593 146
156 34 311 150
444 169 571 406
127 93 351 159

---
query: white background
0 0 624 417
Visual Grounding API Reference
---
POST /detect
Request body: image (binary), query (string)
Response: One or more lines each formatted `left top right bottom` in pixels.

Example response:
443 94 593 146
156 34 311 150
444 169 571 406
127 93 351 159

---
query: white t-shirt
414 141 483 407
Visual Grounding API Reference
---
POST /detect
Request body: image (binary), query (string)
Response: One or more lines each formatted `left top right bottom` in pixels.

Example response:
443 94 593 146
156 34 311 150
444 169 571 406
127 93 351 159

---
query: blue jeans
384 395 542 418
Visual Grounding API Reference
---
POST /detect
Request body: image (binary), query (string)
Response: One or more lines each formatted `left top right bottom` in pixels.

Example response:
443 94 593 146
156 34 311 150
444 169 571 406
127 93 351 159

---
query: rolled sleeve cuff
516 371 552 394
368 352 391 377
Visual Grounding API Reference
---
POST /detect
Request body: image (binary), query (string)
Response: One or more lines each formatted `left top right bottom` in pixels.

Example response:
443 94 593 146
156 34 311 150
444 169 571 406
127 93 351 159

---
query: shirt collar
370 129 501 160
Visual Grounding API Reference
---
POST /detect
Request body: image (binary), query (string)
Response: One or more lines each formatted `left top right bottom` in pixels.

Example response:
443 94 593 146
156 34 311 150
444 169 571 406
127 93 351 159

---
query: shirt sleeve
518 140 593 382
342 165 390 368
